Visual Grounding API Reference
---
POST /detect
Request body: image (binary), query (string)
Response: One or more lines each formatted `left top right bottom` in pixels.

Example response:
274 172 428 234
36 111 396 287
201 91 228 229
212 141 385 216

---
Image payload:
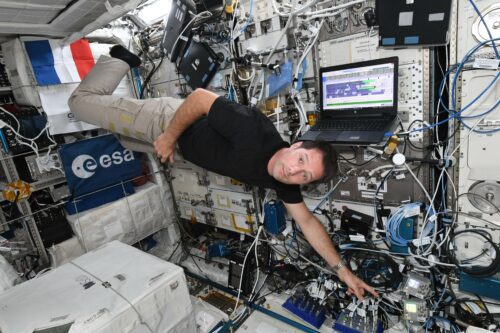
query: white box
0 241 194 333
0 38 42 107
67 182 174 251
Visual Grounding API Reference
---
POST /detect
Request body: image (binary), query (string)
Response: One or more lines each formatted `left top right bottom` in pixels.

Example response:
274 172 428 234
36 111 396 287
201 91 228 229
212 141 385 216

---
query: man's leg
68 55 183 153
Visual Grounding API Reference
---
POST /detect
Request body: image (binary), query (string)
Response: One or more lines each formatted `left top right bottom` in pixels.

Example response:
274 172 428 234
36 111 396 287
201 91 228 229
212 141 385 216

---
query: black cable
337 147 358 162
396 118 408 155
437 123 460 145
342 245 402 290
455 298 492 327
314 209 335 233
167 241 182 261
456 192 500 214
249 273 270 303
283 234 300 261
342 154 379 167
446 229 500 277
406 119 428 151
140 53 166 99
475 293 495 325
373 168 394 248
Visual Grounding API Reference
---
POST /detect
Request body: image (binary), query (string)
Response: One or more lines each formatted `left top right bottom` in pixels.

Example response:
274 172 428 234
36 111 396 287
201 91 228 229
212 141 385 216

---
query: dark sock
109 45 141 68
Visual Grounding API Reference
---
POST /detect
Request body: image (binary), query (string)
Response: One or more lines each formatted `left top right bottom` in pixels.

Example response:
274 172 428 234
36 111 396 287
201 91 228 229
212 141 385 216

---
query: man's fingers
365 284 379 298
169 154 175 163
354 287 365 300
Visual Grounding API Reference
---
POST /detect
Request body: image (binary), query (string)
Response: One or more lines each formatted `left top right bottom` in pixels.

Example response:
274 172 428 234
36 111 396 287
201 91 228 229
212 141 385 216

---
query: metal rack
0 150 49 264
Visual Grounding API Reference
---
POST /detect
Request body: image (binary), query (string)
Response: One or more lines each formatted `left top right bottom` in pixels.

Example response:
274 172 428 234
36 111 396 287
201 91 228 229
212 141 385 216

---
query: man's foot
109 45 141 68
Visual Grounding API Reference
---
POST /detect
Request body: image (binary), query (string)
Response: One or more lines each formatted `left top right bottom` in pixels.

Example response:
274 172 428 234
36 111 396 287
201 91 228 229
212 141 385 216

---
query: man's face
270 142 325 185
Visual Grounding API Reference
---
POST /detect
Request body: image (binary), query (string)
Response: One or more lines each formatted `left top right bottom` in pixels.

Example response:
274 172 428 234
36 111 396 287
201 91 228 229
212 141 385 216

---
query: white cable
237 67 255 82
367 165 394 177
170 11 212 59
450 111 492 157
298 252 336 274
249 230 261 298
293 19 324 82
0 107 59 167
230 226 263 317
419 169 444 255
403 155 439 256
271 0 320 17
302 0 365 16
303 11 341 21
247 8 294 103
292 97 306 140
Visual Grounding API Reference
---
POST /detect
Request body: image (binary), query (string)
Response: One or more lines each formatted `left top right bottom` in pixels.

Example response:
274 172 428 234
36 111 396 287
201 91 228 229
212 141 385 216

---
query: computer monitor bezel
319 56 399 118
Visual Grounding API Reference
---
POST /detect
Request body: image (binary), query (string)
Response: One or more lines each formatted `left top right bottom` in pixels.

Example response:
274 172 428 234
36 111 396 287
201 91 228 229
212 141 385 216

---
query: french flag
24 39 96 86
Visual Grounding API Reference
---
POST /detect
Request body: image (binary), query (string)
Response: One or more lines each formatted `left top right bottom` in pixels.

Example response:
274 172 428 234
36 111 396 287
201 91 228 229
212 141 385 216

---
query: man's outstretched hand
337 266 379 300
154 132 176 163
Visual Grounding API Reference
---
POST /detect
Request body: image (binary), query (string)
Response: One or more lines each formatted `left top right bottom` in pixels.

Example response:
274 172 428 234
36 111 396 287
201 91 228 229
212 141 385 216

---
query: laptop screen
320 57 398 114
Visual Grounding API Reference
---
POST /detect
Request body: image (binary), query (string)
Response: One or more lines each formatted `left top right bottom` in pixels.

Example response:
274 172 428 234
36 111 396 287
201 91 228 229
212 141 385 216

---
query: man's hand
337 266 379 300
154 132 176 163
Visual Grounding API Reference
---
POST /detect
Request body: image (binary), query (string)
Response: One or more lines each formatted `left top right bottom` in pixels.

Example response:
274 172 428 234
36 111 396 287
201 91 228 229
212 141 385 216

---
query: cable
468 0 499 58
230 225 263 317
0 106 59 165
140 53 165 99
342 245 402 290
446 229 500 277
248 226 263 300
457 192 500 214
393 38 500 136
69 261 155 333
386 202 422 247
169 11 213 62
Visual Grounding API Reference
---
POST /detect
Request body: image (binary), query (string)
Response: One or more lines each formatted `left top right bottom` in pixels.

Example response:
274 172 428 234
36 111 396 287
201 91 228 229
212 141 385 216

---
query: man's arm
154 88 219 163
284 201 379 300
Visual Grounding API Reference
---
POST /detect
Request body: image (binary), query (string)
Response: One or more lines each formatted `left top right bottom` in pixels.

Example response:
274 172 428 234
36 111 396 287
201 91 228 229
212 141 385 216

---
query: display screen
405 303 418 313
321 62 395 111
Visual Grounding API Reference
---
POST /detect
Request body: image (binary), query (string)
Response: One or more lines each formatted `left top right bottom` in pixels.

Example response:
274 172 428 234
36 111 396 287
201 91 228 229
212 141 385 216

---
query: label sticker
473 58 500 70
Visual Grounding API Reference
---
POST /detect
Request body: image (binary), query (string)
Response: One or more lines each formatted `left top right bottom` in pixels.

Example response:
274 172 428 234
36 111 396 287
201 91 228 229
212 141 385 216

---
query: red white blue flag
24 39 96 86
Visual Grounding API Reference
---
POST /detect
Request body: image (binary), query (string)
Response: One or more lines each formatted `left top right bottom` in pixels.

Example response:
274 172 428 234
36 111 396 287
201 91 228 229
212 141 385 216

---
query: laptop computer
301 56 399 144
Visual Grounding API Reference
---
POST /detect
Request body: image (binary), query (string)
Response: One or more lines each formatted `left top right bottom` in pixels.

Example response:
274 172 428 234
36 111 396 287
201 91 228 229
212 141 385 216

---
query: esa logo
71 150 135 179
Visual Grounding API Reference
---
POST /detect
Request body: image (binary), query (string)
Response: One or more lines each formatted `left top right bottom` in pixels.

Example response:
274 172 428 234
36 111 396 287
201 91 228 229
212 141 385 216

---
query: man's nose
289 165 301 175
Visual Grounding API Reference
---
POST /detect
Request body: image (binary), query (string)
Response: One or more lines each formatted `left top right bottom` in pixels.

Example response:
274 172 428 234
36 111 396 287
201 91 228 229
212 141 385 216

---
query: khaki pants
68 55 183 153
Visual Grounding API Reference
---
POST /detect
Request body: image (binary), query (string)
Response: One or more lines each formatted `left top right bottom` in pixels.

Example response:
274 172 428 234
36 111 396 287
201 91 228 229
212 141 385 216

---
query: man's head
268 141 337 185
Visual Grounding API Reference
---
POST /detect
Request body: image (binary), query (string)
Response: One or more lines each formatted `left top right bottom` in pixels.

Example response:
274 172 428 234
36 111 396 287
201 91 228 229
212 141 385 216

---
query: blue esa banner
59 134 142 197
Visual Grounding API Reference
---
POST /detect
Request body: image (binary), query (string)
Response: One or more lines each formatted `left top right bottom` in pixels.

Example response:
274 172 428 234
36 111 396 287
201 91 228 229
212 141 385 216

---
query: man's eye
299 157 304 164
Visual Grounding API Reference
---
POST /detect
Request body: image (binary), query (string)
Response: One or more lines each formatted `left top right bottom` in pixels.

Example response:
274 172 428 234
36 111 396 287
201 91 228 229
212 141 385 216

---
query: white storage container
0 241 195 333
1 38 42 106
66 182 175 251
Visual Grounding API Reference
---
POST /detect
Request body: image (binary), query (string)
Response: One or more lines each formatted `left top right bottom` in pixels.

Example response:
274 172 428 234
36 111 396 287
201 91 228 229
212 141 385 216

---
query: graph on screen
322 63 395 111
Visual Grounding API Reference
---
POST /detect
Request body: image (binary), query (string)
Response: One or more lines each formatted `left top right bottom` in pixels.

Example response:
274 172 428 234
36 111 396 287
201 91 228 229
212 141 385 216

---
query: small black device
340 208 374 236
30 192 73 248
301 57 399 145
161 0 196 62
376 0 452 47
228 250 256 296
178 40 220 90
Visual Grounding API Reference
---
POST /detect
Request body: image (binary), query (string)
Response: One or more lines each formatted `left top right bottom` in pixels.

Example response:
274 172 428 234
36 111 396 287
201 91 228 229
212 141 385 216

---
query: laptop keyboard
312 119 388 131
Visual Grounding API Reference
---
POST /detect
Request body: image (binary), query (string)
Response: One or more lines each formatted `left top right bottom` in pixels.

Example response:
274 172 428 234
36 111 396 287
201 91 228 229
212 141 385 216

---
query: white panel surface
0 241 193 333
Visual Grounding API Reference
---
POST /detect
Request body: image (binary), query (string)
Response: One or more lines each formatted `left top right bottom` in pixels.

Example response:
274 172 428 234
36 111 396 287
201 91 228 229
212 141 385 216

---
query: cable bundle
386 202 421 247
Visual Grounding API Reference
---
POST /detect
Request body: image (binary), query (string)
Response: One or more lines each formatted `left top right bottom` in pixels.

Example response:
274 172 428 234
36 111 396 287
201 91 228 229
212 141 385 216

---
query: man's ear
291 141 303 149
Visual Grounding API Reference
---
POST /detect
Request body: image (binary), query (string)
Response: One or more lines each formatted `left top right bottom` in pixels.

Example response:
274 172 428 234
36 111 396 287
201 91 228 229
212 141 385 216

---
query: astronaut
68 45 378 299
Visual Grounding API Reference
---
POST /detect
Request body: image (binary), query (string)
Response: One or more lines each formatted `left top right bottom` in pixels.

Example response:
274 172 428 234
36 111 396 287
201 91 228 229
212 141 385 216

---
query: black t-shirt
178 97 303 204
